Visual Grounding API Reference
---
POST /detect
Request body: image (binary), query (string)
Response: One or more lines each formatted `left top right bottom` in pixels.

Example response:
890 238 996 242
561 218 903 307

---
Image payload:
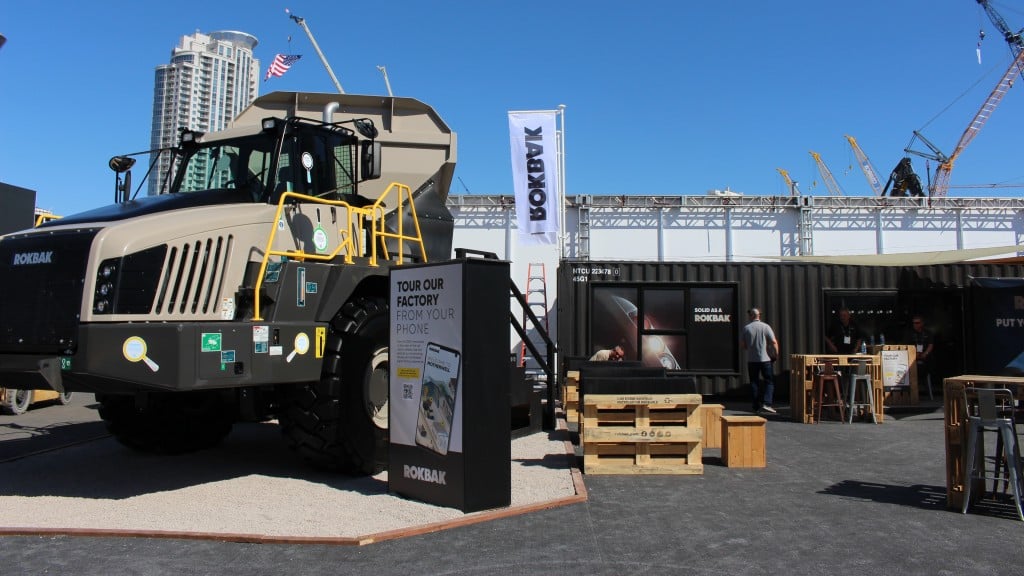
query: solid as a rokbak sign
508 111 560 245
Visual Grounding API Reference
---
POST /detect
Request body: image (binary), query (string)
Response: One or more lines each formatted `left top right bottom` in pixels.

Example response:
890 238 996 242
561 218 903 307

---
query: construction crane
776 168 800 196
286 9 345 94
844 135 884 196
809 151 844 196
905 49 1024 196
976 0 1024 63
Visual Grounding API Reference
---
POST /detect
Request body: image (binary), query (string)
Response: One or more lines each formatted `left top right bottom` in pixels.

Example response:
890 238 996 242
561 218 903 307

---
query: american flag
264 54 302 81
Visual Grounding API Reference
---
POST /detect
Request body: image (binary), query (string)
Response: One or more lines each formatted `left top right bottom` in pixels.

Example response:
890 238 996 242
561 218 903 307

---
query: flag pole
558 104 567 259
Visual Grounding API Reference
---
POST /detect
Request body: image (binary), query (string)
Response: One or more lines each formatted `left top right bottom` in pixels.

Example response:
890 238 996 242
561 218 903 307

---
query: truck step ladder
519 263 550 369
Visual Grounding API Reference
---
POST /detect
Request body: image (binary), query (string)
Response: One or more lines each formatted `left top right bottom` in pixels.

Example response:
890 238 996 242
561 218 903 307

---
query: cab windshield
173 133 278 200
170 122 360 203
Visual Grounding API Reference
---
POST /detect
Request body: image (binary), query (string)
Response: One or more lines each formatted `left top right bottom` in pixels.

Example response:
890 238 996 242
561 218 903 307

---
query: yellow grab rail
253 183 427 321
34 213 61 227
367 183 429 268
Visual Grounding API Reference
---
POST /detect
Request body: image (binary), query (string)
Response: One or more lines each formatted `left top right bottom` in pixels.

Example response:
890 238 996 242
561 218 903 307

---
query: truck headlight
93 257 120 314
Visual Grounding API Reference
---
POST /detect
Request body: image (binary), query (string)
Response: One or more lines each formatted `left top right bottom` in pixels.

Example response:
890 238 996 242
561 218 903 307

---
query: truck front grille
154 235 234 317
0 228 98 354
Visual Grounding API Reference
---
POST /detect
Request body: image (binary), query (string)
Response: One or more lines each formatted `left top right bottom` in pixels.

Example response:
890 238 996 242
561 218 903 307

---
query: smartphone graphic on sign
415 342 462 455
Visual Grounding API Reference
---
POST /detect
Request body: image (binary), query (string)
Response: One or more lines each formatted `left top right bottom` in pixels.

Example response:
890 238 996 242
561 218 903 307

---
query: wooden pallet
582 393 703 475
883 387 913 406
563 371 580 424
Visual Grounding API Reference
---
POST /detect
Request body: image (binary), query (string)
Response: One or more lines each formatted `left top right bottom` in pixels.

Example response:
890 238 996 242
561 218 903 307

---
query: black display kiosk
388 258 511 512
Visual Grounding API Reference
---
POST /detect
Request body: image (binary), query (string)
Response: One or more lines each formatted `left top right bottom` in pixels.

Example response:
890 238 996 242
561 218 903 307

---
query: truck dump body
233 92 457 205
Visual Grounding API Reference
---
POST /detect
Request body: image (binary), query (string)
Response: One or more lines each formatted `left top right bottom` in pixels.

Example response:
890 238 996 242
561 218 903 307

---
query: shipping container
557 259 1024 397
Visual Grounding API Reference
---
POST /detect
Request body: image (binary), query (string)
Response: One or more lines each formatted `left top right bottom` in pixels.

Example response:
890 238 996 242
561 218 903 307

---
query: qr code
402 383 413 400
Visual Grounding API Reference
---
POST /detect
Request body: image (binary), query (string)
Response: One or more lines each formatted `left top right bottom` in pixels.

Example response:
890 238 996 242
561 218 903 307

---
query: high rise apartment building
149 30 260 195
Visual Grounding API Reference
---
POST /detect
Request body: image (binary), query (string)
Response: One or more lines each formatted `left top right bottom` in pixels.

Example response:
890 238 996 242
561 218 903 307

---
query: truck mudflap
10 322 328 395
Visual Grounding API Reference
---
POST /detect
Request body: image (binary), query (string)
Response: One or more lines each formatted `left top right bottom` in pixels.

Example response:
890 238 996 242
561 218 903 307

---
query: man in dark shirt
908 314 935 399
825 307 863 355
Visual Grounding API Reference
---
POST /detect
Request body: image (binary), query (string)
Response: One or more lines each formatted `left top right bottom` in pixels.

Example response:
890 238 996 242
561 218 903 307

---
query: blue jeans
748 361 774 409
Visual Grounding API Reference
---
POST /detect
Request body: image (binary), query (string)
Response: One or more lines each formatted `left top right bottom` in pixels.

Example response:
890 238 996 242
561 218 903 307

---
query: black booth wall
0 183 35 235
557 259 1024 397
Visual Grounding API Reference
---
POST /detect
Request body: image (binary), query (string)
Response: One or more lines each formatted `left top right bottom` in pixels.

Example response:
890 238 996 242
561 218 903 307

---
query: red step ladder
519 262 549 368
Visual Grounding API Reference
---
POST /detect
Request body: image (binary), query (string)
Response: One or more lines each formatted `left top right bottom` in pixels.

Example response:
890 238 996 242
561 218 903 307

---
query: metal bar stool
847 358 877 424
813 358 845 424
992 384 1023 496
962 387 1024 521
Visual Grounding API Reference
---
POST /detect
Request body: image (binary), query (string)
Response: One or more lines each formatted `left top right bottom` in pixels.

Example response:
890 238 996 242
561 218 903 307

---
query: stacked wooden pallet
582 393 703 475
563 370 580 425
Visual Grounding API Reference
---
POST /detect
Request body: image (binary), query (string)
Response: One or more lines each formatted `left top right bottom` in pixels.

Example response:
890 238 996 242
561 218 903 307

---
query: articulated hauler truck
0 92 457 474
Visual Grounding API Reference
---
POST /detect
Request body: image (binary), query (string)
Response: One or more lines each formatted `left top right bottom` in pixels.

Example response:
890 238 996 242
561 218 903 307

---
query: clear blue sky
3 0 1023 216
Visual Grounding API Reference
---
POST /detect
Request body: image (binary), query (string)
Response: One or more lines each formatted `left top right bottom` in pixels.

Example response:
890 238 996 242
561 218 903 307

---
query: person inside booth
825 307 864 355
589 345 624 362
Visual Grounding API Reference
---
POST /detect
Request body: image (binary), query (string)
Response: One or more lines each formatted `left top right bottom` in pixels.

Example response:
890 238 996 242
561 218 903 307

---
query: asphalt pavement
2 393 1024 575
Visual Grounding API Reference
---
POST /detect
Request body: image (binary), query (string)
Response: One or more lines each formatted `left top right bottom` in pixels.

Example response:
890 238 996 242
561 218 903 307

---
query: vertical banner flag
508 111 560 245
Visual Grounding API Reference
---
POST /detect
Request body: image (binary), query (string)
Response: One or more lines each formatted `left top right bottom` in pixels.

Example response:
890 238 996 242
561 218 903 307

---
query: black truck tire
279 297 390 475
1 389 32 415
97 391 234 454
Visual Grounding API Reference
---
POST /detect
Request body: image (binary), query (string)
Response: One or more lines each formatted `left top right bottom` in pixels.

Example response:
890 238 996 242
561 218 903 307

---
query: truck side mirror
109 155 136 203
361 141 382 181
354 118 378 139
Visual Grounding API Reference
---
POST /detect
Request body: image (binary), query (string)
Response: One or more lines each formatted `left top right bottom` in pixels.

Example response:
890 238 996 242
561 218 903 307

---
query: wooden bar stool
813 359 846 423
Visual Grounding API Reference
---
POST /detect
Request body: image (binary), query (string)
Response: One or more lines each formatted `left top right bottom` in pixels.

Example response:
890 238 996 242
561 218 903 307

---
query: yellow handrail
368 183 428 267
34 213 61 227
253 183 427 320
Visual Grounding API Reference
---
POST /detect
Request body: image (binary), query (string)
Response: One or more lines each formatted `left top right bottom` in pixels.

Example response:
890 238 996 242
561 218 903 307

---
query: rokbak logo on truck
12 251 53 265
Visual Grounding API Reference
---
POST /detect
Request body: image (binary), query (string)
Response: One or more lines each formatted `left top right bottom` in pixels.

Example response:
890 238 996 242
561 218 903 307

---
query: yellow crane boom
809 151 844 196
776 168 800 196
844 135 884 196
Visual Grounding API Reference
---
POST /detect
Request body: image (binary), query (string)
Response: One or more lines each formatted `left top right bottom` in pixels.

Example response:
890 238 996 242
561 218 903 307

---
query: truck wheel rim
366 348 389 429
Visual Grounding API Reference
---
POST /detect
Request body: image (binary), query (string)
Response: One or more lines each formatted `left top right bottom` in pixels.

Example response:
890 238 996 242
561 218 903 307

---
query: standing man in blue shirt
741 307 780 414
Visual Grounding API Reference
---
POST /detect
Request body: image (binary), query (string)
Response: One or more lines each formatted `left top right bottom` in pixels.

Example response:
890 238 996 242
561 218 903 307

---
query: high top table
943 374 1024 510
789 354 884 423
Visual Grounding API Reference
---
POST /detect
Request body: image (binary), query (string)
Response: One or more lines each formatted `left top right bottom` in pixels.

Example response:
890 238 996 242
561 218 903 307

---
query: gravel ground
0 423 578 539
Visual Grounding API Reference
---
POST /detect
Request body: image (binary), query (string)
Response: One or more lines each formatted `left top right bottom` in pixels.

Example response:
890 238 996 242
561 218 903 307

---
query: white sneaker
761 405 777 414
